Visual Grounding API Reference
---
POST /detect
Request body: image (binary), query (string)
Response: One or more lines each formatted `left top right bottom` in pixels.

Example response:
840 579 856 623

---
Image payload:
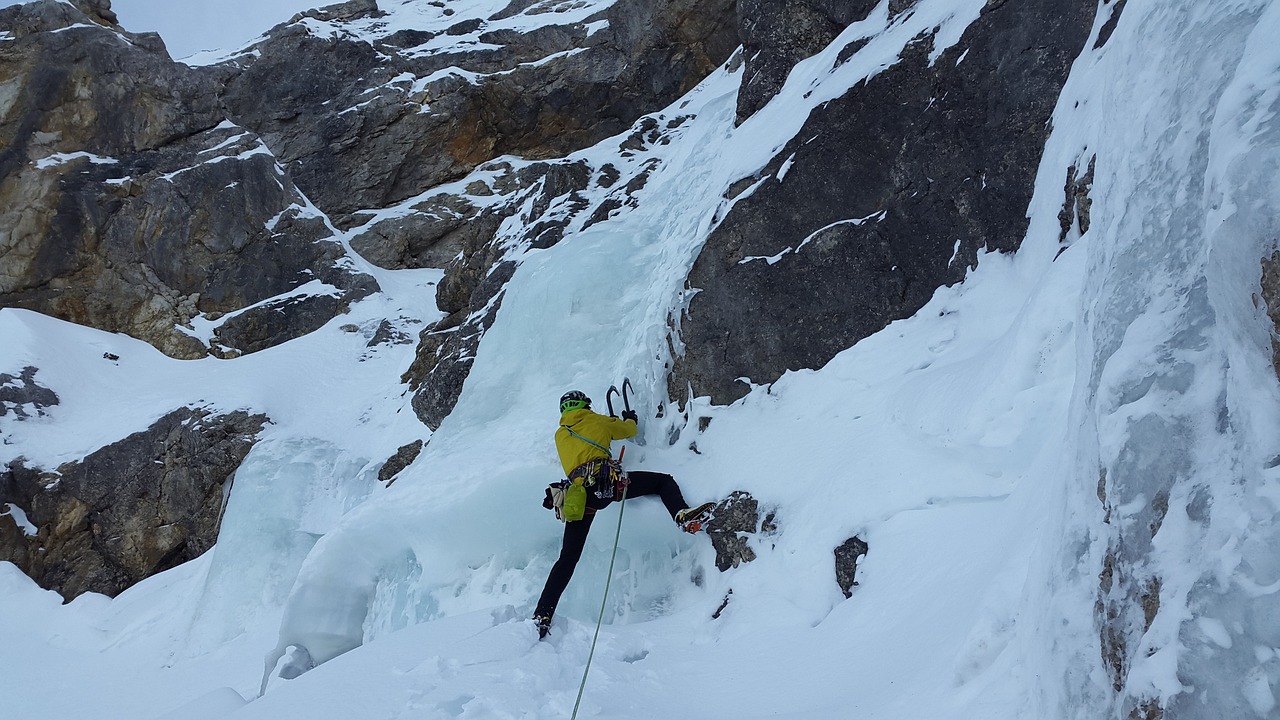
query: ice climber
533 389 714 639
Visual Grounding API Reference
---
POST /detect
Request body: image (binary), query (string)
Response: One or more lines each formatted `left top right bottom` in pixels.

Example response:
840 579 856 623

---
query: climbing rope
570 482 628 719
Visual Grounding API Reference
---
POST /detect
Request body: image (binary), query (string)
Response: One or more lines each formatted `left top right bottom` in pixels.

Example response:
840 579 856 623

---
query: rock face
0 1 377 359
669 0 1098 404
212 0 739 227
0 407 268 600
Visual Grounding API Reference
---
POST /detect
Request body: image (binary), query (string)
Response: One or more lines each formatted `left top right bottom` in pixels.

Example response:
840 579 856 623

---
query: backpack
543 481 569 521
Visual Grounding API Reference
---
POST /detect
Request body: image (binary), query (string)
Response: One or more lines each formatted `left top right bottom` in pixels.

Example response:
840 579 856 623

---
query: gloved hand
621 409 638 423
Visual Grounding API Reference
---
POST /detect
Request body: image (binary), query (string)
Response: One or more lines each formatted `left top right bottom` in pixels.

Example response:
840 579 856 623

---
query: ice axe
605 377 634 418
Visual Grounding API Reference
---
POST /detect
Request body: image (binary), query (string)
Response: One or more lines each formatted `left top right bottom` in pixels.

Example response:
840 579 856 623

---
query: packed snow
4 0 1280 718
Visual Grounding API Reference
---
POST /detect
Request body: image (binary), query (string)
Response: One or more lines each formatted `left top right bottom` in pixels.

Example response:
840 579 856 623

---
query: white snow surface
3 0 1280 719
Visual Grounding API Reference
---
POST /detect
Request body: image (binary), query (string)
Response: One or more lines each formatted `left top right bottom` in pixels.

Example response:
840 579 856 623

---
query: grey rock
212 274 377 358
712 588 733 618
736 0 874 123
0 407 268 599
670 0 1098 405
888 0 919 19
705 490 773 572
367 319 414 348
0 366 58 418
406 256 515 430
378 439 423 484
834 535 868 598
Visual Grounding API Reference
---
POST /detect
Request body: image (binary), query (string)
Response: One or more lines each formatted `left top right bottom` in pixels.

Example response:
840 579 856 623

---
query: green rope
570 484 628 719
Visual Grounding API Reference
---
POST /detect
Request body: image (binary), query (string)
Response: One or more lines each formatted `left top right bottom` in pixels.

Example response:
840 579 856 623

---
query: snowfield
4 0 1280 718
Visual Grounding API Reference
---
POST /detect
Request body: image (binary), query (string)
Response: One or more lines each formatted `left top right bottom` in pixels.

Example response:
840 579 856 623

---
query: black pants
534 471 688 619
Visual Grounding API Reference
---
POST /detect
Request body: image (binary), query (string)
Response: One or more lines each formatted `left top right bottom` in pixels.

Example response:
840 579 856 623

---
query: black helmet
559 390 590 413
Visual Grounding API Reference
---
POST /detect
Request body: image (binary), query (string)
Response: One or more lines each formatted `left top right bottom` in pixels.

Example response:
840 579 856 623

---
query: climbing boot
676 502 715 534
534 613 552 639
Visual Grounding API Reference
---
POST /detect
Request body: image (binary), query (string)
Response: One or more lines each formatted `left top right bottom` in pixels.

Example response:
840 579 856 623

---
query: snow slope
4 0 1280 718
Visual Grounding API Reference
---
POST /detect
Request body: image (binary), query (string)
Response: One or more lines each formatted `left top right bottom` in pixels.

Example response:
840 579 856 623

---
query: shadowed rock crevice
1094 0 1129 50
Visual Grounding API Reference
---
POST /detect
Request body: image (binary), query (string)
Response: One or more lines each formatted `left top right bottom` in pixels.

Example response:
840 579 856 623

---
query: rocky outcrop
212 0 739 228
705 490 775 572
0 1 377 358
834 535 868 598
1095 472 1168 718
0 407 268 599
669 0 1098 405
378 439 423 485
0 366 58 418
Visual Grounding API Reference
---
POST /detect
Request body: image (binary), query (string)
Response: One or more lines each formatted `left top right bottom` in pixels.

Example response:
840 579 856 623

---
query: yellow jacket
556 408 637 475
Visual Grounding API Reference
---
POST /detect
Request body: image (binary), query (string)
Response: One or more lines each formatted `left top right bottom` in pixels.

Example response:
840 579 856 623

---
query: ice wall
185 439 377 655
1057 1 1280 716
